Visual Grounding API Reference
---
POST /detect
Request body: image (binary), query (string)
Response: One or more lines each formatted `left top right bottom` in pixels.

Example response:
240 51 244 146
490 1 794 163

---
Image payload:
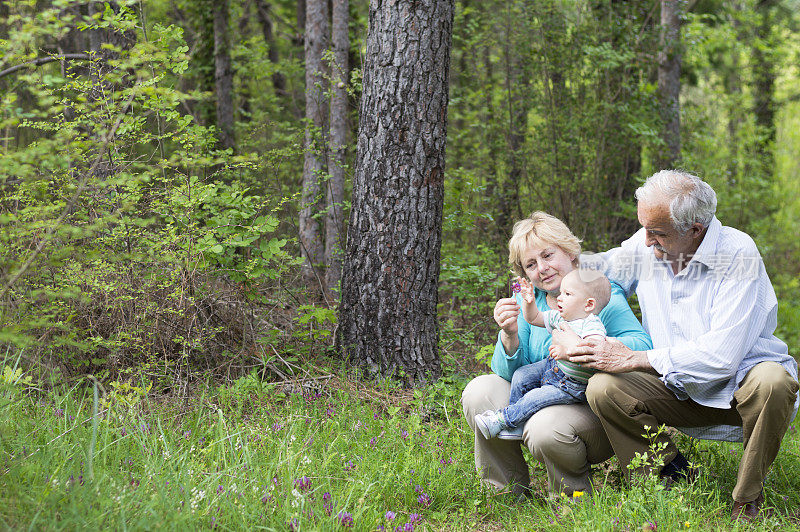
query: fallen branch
0 53 92 79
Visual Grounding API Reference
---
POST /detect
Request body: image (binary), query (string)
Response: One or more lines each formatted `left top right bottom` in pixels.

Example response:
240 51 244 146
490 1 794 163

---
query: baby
475 269 612 440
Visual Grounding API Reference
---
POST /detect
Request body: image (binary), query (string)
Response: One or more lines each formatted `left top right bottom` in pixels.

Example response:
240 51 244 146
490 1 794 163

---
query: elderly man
566 170 798 520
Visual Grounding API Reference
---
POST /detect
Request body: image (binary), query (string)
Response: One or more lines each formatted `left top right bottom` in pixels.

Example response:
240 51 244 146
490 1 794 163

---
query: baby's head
556 270 611 321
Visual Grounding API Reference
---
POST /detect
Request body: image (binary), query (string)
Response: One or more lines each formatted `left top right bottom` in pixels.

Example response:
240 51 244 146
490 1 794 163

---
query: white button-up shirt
587 217 798 441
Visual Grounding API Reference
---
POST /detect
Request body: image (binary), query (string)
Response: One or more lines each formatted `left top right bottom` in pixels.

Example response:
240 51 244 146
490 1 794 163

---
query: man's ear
690 222 704 239
584 298 596 313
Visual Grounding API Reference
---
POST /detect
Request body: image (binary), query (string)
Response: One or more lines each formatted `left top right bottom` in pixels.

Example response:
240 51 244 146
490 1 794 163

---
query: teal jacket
490 282 653 381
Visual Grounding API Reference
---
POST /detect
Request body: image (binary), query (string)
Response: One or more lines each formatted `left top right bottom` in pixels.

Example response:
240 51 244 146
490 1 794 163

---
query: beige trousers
461 374 613 495
586 361 799 502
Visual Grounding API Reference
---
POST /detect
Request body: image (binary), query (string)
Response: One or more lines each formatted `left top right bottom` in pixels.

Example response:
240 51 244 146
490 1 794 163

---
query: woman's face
520 244 576 294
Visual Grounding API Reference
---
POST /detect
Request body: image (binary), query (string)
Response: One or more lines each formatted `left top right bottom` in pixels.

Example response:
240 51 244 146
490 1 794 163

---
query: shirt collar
689 216 722 268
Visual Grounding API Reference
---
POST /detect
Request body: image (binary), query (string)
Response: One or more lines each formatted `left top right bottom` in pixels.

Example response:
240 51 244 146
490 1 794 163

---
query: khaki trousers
586 361 799 502
461 374 613 495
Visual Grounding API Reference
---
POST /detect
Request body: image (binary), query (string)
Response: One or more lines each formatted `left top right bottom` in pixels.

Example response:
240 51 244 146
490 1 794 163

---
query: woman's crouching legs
524 403 614 496
461 374 530 494
462 375 614 497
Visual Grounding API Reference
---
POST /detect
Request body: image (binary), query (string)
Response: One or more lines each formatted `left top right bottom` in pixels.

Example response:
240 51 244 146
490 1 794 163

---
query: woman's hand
550 322 581 351
494 297 520 335
494 296 521 354
548 344 568 360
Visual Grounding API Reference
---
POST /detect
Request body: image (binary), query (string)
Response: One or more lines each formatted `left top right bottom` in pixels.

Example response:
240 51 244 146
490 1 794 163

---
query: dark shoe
659 451 698 490
732 490 765 521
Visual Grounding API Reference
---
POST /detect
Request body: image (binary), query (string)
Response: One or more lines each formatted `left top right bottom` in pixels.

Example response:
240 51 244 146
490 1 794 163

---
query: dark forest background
2 0 799 388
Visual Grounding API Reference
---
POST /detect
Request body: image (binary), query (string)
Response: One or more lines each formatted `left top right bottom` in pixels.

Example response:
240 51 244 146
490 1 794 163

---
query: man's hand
565 337 654 374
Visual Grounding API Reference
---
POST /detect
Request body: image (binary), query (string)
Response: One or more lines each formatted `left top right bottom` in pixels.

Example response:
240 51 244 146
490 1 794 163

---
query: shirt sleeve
579 314 607 338
647 248 774 396
600 283 653 351
541 310 561 333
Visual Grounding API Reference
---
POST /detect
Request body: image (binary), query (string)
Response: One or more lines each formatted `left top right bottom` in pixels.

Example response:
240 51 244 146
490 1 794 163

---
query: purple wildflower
403 523 414 532
217 485 224 495
323 492 332 502
344 460 355 472
417 493 431 507
55 408 64 417
120 427 127 436
338 511 354 527
287 517 299 531
512 280 521 293
385 511 396 521
294 476 312 491
369 437 378 447
401 430 409 440
409 513 422 524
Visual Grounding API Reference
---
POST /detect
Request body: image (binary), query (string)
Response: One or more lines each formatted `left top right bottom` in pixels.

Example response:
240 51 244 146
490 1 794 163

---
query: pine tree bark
658 0 681 168
325 0 349 299
299 0 329 286
337 0 455 383
213 0 235 151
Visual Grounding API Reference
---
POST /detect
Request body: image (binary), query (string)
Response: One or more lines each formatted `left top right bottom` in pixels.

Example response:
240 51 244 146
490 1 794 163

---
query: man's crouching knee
739 361 799 409
584 372 622 412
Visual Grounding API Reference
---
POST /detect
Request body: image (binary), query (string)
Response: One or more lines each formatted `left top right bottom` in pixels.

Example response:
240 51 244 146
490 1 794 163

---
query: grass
2 362 800 531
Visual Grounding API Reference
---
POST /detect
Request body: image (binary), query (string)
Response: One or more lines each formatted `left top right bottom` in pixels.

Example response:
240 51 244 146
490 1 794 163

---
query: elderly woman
461 212 652 497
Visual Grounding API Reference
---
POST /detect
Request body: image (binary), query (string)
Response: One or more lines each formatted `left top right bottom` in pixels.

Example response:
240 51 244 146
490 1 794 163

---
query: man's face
637 201 703 267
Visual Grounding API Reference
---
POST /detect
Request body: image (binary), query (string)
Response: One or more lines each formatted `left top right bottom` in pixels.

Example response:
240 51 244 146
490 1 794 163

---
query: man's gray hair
635 170 717 234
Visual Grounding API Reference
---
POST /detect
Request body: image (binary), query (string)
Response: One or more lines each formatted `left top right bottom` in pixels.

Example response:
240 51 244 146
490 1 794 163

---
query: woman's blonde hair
508 212 581 277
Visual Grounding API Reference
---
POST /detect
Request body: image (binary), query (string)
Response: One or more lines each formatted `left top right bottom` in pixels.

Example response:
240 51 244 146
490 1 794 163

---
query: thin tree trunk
752 0 776 161
658 0 681 168
299 0 328 287
325 0 349 300
726 3 743 181
253 0 288 97
481 45 508 245
213 0 235 151
337 0 455 383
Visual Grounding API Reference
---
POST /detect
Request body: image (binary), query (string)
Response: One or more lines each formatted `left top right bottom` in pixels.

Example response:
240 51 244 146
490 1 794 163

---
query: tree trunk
325 0 349 300
253 0 288 97
726 2 744 181
299 0 329 287
337 0 455 383
752 0 776 161
658 0 681 168
213 0 235 151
